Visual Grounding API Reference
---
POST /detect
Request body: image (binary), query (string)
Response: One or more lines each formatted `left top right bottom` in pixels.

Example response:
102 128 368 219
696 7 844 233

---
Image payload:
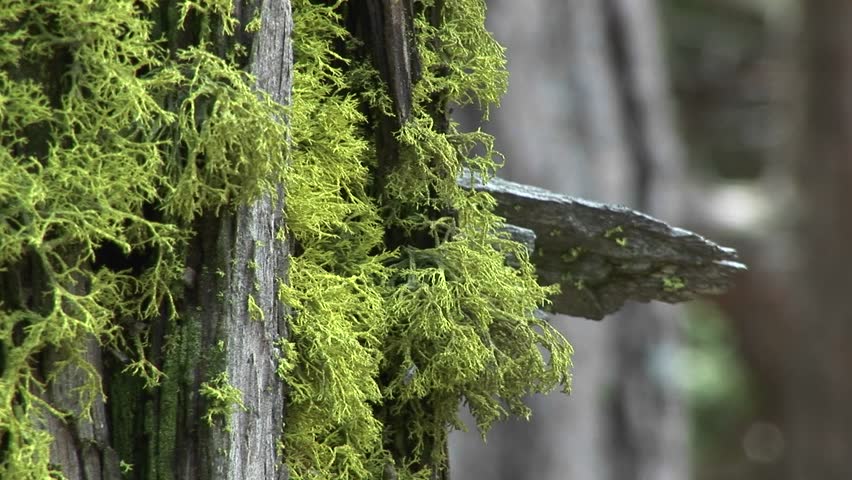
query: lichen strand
280 1 572 479
0 1 286 478
199 372 247 430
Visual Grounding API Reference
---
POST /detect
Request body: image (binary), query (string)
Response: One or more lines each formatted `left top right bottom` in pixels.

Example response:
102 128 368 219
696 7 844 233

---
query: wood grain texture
203 1 294 478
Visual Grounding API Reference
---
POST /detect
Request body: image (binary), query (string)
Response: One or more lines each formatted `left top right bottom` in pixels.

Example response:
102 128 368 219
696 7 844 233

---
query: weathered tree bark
19 2 294 480
143 2 293 479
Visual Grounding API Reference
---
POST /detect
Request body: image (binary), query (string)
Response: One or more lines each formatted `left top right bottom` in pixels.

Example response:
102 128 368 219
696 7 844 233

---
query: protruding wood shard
461 172 746 320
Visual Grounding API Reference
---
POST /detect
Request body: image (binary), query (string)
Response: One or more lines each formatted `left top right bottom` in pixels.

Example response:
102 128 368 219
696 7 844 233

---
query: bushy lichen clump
279 0 573 478
0 0 572 478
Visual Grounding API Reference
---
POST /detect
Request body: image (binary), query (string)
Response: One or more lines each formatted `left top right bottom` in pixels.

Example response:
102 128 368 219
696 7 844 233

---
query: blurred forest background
449 0 852 479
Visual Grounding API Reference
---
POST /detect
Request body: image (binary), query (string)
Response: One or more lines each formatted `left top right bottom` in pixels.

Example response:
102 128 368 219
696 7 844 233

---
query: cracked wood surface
462 172 745 319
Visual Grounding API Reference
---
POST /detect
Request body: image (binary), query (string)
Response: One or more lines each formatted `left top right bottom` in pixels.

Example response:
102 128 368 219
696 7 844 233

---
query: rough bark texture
218 2 292 478
176 2 294 478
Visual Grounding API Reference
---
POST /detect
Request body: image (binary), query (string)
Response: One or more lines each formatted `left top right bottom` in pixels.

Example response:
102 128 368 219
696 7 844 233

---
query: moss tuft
199 372 247 430
279 0 573 478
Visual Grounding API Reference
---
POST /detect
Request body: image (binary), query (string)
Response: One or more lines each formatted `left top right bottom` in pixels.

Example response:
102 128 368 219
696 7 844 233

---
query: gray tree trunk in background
450 0 688 478
788 2 852 478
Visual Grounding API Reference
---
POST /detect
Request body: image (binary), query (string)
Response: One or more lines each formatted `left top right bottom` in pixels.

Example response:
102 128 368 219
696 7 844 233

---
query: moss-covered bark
1 1 572 479
0 1 291 478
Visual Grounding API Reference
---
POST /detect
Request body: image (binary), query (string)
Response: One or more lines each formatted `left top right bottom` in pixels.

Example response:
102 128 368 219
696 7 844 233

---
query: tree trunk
0 2 293 479
103 3 295 479
787 2 852 478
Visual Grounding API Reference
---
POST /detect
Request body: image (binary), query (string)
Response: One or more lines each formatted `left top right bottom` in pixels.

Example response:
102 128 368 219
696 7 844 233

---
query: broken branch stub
462 172 746 320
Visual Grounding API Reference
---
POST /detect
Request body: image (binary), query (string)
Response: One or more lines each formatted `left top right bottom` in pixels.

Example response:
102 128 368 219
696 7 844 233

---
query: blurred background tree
450 0 852 479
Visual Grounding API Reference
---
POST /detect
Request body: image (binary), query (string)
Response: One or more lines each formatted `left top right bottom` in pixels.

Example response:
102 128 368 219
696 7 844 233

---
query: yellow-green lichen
604 225 624 238
1 1 574 479
562 247 583 263
0 0 285 477
663 275 686 292
200 372 247 430
247 294 264 321
279 1 573 478
1 1 177 476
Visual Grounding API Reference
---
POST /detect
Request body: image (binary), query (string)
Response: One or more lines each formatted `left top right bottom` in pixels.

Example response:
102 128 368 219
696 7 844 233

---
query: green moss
279 0 572 478
1 1 573 478
108 369 145 474
663 275 686 292
146 311 203 479
200 372 247 430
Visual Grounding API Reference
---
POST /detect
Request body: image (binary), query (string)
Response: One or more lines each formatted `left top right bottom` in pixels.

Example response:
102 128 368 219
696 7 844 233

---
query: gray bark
465 172 744 319
189 2 294 478
217 2 293 478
